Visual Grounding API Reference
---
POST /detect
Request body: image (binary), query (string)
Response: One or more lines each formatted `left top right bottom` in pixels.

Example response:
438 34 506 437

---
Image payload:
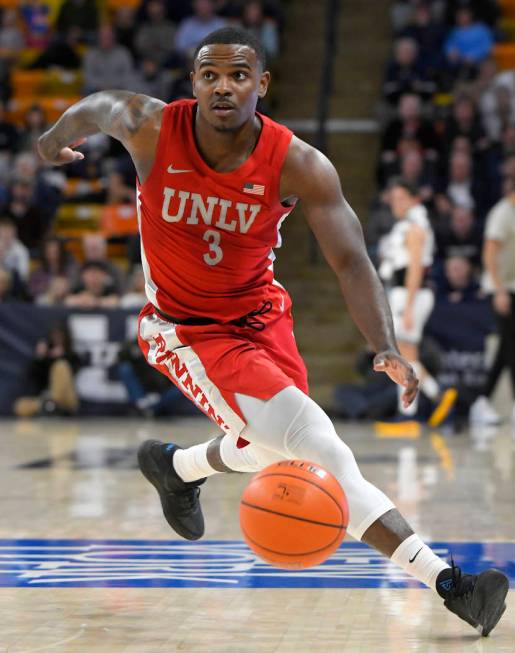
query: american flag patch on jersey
243 182 265 195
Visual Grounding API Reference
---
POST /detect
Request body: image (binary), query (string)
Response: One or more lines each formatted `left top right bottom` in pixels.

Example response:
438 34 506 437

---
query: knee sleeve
237 387 394 540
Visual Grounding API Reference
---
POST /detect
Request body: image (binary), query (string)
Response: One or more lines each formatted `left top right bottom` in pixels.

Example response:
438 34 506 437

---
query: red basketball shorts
137 293 308 446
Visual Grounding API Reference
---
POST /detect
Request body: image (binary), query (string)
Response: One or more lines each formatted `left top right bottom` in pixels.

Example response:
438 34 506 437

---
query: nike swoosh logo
167 165 193 174
409 547 423 563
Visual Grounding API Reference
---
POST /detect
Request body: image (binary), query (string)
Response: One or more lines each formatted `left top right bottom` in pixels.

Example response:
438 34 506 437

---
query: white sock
173 441 219 482
391 533 450 592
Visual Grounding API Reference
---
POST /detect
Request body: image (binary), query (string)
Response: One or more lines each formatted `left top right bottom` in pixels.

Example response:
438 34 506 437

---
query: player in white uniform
379 178 457 424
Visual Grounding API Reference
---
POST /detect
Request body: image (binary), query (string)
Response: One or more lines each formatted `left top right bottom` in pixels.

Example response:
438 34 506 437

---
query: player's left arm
281 137 418 406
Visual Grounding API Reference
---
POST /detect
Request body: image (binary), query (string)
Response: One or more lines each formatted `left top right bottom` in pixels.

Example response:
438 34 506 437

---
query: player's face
191 44 270 132
389 186 414 219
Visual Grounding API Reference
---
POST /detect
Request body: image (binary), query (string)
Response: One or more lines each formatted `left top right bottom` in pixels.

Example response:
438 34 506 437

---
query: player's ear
258 71 270 99
190 71 197 98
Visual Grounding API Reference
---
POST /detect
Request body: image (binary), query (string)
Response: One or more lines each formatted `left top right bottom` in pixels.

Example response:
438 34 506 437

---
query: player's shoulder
281 135 339 199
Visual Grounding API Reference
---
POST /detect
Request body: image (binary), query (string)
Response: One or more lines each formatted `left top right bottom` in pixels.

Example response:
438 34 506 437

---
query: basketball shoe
137 440 206 540
436 562 508 636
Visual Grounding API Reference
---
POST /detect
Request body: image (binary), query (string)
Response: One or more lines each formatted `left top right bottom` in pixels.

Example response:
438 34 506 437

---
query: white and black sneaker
437 562 508 636
137 440 206 540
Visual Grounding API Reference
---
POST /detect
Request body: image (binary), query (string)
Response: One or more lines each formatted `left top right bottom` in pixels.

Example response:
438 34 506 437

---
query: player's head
387 177 420 219
191 27 270 132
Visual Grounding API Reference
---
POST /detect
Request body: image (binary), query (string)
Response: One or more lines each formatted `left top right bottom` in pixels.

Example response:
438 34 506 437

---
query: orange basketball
239 460 348 569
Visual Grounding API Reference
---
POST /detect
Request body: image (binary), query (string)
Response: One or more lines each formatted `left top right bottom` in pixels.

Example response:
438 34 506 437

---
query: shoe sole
137 440 203 541
474 569 509 637
428 388 458 428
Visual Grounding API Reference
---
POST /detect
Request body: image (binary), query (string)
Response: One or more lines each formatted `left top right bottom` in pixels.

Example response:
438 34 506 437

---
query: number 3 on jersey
203 229 223 266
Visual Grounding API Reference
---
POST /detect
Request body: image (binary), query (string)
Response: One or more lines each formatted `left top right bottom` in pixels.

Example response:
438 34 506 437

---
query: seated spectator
439 95 489 160
131 58 171 102
29 236 77 299
0 100 19 155
80 232 124 293
135 0 176 64
438 151 488 218
175 0 226 58
120 265 146 309
444 0 500 30
437 255 480 303
382 37 436 105
399 3 446 76
0 217 30 281
18 104 48 154
83 24 134 94
35 275 71 306
238 1 279 61
0 264 28 301
20 0 52 48
435 205 483 270
56 0 99 43
117 337 195 417
106 171 135 205
65 260 120 308
28 27 82 70
13 322 81 417
4 177 52 252
0 9 25 60
398 148 436 202
113 6 138 60
444 6 494 77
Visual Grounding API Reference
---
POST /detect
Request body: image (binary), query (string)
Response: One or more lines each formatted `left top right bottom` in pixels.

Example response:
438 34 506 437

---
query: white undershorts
388 286 434 345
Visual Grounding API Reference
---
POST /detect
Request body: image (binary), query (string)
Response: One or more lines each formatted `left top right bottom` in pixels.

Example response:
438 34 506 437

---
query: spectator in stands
382 37 436 105
113 6 138 61
0 217 29 282
28 26 82 70
438 255 481 304
0 9 25 60
439 95 489 159
4 177 51 252
444 0 500 30
135 0 176 64
66 260 119 308
29 236 77 299
20 0 52 48
106 171 136 205
238 1 279 61
444 6 494 78
175 0 227 58
35 276 71 306
83 24 134 94
399 2 446 79
470 180 515 425
0 265 26 302
18 104 48 154
117 337 188 417
0 100 19 155
379 94 438 185
435 204 483 271
398 149 436 202
80 232 124 293
56 0 99 43
438 151 487 218
131 58 171 102
13 322 80 417
120 265 147 309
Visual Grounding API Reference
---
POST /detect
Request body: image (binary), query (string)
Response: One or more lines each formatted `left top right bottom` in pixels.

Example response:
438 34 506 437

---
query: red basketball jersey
136 99 296 321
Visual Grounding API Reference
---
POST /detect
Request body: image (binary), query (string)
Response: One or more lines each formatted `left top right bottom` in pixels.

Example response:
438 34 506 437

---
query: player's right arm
37 91 165 182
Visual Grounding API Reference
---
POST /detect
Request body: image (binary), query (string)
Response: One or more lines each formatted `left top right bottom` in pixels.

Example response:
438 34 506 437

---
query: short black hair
387 176 420 197
193 27 267 69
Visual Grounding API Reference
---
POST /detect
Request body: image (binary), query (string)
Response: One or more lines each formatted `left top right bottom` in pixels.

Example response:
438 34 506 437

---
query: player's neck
194 112 262 173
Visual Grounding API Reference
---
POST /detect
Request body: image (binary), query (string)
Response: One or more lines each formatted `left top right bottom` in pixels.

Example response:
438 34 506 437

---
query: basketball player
38 28 507 636
379 178 457 425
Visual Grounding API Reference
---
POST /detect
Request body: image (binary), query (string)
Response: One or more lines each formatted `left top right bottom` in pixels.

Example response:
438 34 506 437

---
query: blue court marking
0 540 513 588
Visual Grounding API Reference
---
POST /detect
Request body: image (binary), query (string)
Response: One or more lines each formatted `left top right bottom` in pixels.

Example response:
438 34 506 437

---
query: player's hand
37 136 86 166
373 350 419 408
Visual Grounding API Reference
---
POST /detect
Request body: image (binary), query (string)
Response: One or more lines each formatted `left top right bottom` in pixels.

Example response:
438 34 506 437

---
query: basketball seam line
246 471 346 524
241 523 344 558
241 500 347 530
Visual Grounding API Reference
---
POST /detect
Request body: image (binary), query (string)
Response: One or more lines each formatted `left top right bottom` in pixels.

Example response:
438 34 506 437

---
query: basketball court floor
0 415 513 652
